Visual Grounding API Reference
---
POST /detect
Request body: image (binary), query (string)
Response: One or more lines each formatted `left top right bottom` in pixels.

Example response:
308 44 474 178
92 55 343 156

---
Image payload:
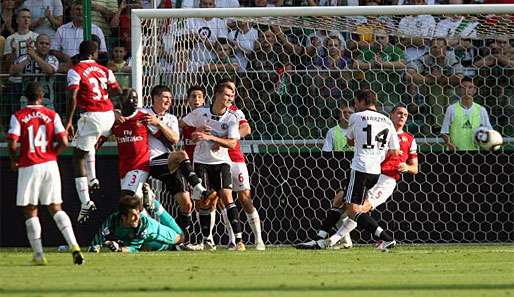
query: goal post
131 6 514 245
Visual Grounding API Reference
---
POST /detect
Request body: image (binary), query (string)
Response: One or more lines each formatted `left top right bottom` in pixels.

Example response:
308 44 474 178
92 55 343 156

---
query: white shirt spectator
227 26 258 70
52 22 107 57
184 18 228 70
434 17 478 39
398 15 436 62
441 102 493 135
21 0 63 40
4 31 39 59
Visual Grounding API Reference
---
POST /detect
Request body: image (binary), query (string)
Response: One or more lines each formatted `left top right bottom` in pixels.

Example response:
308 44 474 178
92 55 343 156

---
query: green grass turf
0 244 513 297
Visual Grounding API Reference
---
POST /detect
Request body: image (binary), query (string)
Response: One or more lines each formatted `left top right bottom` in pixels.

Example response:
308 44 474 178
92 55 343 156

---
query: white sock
335 212 349 229
317 230 329 239
86 150 96 182
25 217 43 257
53 211 78 248
75 177 90 205
221 208 235 245
328 219 357 246
208 210 216 242
246 209 263 244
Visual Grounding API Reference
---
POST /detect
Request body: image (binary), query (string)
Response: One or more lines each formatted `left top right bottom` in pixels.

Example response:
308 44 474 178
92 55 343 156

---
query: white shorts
367 174 397 210
17 161 62 206
72 110 115 151
120 169 149 196
230 162 250 192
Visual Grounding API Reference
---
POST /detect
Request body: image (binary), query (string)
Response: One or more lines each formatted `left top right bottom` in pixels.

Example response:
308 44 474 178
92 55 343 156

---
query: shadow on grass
1 283 514 294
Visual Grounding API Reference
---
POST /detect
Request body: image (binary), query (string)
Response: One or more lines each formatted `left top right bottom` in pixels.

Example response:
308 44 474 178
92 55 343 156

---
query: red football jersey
182 125 196 161
228 104 247 163
67 60 119 112
111 111 150 177
381 131 418 181
8 105 66 167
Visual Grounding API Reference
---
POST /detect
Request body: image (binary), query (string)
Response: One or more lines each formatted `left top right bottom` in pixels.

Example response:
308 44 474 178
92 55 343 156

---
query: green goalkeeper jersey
89 209 182 253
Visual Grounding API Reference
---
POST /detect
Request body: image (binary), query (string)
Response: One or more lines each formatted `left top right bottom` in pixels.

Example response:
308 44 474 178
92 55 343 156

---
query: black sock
319 208 343 238
226 202 242 242
355 213 393 241
199 208 211 239
179 159 201 187
177 212 192 242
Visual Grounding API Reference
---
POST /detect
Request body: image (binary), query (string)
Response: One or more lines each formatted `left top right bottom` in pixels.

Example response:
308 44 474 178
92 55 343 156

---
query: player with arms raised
66 40 121 223
182 82 246 251
297 89 400 250
8 82 84 265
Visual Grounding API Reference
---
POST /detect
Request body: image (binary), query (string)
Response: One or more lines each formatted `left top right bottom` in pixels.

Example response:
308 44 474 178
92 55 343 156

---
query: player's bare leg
237 190 265 250
22 206 46 265
73 148 96 223
168 151 216 202
47 204 84 264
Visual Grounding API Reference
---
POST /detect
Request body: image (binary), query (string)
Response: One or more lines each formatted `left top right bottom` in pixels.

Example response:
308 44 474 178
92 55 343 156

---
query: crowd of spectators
0 0 513 142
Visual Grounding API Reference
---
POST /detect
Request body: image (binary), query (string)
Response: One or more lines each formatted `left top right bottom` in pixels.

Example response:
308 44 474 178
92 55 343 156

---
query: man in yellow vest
441 77 492 151
322 105 354 152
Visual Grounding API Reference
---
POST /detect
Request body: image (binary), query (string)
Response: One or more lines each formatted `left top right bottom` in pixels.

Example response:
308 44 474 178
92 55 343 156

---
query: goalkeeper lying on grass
89 194 183 252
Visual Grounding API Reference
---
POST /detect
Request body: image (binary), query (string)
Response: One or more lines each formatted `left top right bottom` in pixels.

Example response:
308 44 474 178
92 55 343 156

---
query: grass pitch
0 244 513 297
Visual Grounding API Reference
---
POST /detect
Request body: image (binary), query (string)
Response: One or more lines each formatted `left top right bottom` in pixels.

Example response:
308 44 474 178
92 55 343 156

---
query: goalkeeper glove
105 240 122 252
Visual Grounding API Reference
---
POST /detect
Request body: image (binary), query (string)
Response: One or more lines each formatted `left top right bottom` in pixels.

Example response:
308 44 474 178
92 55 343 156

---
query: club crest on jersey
401 136 408 142
221 123 228 130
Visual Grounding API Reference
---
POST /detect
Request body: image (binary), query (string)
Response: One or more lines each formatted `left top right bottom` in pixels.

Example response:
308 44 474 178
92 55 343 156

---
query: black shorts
344 169 380 205
194 163 232 192
150 153 187 196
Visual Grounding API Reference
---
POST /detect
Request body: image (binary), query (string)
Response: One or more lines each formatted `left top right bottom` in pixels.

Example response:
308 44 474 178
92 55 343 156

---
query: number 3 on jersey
89 77 108 101
28 125 48 153
362 124 389 149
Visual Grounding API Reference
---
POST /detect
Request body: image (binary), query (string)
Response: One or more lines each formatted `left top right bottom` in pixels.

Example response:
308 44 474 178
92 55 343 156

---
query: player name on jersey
8 105 66 167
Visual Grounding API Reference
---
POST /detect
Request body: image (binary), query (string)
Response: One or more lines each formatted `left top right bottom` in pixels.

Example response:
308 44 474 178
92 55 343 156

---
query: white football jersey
182 107 240 165
346 109 400 174
140 107 179 160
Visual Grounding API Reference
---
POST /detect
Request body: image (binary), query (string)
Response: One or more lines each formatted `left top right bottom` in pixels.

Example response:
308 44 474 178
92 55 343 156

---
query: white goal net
132 6 513 245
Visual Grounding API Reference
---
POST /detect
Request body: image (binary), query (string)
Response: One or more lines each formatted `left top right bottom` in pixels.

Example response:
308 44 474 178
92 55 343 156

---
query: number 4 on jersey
28 125 48 153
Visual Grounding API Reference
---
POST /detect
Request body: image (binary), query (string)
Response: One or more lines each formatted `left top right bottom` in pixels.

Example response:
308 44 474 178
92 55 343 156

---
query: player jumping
65 40 121 223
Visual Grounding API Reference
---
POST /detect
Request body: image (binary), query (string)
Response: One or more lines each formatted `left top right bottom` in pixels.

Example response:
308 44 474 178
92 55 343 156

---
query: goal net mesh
136 8 513 245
